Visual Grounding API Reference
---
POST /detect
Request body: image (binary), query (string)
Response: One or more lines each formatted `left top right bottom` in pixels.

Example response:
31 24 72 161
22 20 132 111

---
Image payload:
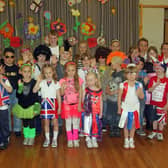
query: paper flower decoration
44 11 51 31
97 36 106 46
10 36 23 48
44 11 51 20
9 0 15 7
71 9 80 17
112 7 116 15
0 0 5 12
67 0 81 7
80 17 96 37
98 0 109 4
51 20 67 36
24 22 40 40
71 9 80 32
0 21 14 39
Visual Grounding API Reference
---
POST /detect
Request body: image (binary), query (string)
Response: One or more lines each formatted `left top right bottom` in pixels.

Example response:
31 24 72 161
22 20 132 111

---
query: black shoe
0 143 8 150
109 132 115 137
36 131 41 136
58 126 62 136
114 131 121 137
14 131 21 137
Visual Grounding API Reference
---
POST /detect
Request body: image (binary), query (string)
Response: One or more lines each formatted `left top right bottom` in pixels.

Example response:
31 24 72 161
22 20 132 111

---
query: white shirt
40 80 60 98
120 82 142 112
49 46 59 59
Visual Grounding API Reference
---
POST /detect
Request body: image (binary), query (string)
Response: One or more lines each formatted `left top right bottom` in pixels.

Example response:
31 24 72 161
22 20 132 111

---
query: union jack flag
0 79 10 106
40 98 57 119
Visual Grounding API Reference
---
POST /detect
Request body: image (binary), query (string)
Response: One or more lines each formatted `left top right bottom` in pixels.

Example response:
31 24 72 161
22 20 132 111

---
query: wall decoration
24 17 40 46
9 0 15 7
0 0 5 13
44 11 51 31
71 9 80 32
97 36 105 46
0 21 14 39
30 0 43 13
67 0 81 7
111 7 116 15
10 36 23 48
68 36 78 46
80 17 96 40
98 0 109 4
87 38 97 48
51 19 67 36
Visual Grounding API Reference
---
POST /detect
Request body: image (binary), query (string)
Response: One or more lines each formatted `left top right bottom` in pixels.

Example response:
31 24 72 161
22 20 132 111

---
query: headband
20 63 32 70
65 61 76 67
21 48 30 53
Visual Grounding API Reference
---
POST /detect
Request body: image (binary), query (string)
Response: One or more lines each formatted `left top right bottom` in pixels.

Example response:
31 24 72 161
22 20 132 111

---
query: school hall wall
139 0 168 51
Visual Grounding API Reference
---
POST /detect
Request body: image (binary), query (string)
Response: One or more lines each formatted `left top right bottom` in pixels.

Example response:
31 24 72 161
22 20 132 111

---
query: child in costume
105 56 124 137
147 63 168 141
33 44 51 80
83 72 103 148
95 46 111 132
18 46 34 67
13 64 40 146
75 40 90 69
33 64 61 147
118 64 144 149
60 61 83 148
48 30 59 59
33 44 52 136
0 69 12 150
136 57 148 136
144 46 158 130
3 47 22 136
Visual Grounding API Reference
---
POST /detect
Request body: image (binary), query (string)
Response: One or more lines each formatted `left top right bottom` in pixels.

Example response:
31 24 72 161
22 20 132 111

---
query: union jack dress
40 98 58 119
0 77 10 106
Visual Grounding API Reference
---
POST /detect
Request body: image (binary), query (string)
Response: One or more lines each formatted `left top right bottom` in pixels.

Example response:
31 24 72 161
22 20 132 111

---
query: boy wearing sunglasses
3 48 22 137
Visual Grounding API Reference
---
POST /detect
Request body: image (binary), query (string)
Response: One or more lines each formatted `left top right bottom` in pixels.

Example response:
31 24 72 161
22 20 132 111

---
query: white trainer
23 138 29 145
157 133 164 141
43 139 50 147
67 141 73 148
86 139 92 148
147 132 157 139
73 140 80 147
51 139 57 148
124 139 129 149
92 138 98 148
129 139 135 149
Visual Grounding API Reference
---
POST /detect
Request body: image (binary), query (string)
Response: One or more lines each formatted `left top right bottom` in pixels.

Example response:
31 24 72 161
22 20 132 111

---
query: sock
53 131 58 140
45 132 50 141
67 131 73 141
29 128 36 138
73 129 78 140
125 138 129 142
23 127 29 138
157 130 163 133
130 138 134 142
153 129 157 133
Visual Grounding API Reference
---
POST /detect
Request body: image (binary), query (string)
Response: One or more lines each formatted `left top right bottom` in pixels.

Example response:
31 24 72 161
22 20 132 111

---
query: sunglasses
5 56 14 59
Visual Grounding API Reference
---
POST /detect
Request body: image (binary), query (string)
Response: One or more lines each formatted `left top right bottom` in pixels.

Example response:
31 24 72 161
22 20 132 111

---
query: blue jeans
139 99 145 130
102 101 107 128
0 109 10 144
9 90 22 132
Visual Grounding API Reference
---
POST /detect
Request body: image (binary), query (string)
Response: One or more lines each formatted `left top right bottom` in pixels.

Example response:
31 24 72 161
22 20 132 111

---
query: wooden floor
1 127 168 168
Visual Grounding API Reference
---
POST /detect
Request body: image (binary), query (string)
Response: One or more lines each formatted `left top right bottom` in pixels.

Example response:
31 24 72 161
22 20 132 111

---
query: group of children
0 30 168 151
